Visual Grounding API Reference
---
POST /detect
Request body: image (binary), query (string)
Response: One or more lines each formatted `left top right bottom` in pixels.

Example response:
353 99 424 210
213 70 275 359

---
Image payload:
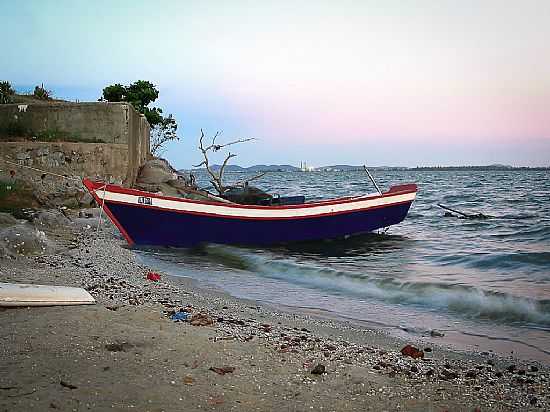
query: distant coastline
409 165 550 171
186 164 550 173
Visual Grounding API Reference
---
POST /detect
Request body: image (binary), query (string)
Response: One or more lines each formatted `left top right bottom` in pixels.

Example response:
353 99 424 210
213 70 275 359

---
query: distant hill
184 164 549 173
318 165 363 171
247 164 300 172
187 164 300 172
411 164 518 171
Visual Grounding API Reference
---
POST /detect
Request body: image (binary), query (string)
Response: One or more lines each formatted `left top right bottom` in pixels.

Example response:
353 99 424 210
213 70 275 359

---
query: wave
498 213 539 220
466 252 550 270
204 245 550 327
434 251 550 271
489 226 550 241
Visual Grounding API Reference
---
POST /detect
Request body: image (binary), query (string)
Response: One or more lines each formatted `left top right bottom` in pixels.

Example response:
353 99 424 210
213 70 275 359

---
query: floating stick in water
437 204 490 219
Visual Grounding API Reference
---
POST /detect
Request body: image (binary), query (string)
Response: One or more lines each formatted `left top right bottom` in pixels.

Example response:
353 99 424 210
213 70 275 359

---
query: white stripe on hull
98 190 416 219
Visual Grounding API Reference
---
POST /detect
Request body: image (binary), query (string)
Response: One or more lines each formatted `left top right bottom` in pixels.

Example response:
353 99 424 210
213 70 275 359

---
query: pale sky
2 0 549 167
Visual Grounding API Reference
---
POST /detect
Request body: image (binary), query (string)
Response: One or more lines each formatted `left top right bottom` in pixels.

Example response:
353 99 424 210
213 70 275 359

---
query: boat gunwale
82 178 417 211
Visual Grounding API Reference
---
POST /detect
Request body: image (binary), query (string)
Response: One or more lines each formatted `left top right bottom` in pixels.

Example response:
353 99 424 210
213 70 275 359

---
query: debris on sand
189 313 214 326
209 366 235 375
104 342 133 352
146 271 161 281
430 329 445 337
170 311 190 322
60 380 77 390
311 364 326 375
400 345 424 359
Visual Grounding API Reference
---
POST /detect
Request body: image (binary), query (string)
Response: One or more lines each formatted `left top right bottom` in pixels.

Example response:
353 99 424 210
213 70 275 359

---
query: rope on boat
96 184 107 233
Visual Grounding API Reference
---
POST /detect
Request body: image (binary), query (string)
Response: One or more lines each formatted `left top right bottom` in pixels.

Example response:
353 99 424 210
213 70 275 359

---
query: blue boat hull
105 200 413 247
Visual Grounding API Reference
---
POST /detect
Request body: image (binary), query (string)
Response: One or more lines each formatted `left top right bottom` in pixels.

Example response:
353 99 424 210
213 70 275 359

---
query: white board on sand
0 283 95 306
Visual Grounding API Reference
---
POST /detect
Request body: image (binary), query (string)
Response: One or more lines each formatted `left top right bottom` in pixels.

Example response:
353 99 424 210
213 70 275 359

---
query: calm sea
138 170 550 362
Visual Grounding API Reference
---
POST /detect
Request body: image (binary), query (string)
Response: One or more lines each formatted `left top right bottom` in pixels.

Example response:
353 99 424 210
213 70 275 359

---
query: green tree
100 80 180 155
125 80 159 112
102 83 125 102
0 81 15 104
142 106 164 128
33 83 52 100
101 80 165 127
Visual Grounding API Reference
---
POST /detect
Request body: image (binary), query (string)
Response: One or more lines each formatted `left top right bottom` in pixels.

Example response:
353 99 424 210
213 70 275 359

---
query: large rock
34 210 71 229
136 158 177 184
0 213 17 227
78 191 94 207
32 180 86 208
0 222 49 258
133 157 208 201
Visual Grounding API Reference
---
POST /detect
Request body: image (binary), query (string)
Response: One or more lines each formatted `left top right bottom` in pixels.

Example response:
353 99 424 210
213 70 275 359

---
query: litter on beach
170 311 190 321
0 283 95 307
146 271 161 281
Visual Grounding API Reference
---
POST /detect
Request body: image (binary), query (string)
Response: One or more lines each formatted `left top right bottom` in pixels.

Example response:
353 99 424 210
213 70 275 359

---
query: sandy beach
1 209 548 412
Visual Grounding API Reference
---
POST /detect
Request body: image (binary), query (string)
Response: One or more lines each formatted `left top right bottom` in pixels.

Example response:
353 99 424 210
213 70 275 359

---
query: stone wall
0 142 130 183
0 102 150 186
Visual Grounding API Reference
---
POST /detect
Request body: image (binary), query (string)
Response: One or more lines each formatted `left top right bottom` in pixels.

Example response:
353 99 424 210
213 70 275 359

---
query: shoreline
161 273 518 365
1 210 548 411
139 251 550 365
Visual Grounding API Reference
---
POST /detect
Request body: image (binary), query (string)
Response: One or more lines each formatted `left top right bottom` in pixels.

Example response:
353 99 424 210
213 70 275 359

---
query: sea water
138 170 550 362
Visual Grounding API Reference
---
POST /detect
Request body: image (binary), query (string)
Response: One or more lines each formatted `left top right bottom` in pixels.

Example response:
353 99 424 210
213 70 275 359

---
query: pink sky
3 0 549 166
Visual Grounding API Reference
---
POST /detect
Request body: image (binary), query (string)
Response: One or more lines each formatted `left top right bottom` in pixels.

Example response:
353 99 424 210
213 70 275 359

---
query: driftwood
193 129 255 195
232 172 267 188
438 204 490 219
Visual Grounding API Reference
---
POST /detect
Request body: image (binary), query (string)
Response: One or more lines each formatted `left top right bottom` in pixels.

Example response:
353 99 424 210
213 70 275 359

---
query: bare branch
194 130 255 195
193 160 206 168
218 152 237 191
213 137 255 152
210 131 221 151
233 172 267 187
197 129 221 192
199 128 205 146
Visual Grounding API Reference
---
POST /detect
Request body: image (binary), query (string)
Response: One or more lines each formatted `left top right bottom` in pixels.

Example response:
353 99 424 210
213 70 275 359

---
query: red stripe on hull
83 180 135 246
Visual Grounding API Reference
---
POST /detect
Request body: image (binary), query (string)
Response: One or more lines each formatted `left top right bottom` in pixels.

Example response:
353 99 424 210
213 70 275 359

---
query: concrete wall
0 102 129 143
125 106 151 185
0 102 150 186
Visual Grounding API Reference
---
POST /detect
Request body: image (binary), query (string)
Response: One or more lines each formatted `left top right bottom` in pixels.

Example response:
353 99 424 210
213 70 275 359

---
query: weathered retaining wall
0 142 130 182
0 102 150 185
126 109 151 186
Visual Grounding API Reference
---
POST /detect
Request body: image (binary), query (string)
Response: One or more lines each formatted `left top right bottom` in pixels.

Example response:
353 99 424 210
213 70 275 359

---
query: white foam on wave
205 245 550 327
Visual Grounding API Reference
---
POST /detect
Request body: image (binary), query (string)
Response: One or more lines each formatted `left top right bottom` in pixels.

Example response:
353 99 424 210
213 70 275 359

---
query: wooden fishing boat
83 178 417 247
